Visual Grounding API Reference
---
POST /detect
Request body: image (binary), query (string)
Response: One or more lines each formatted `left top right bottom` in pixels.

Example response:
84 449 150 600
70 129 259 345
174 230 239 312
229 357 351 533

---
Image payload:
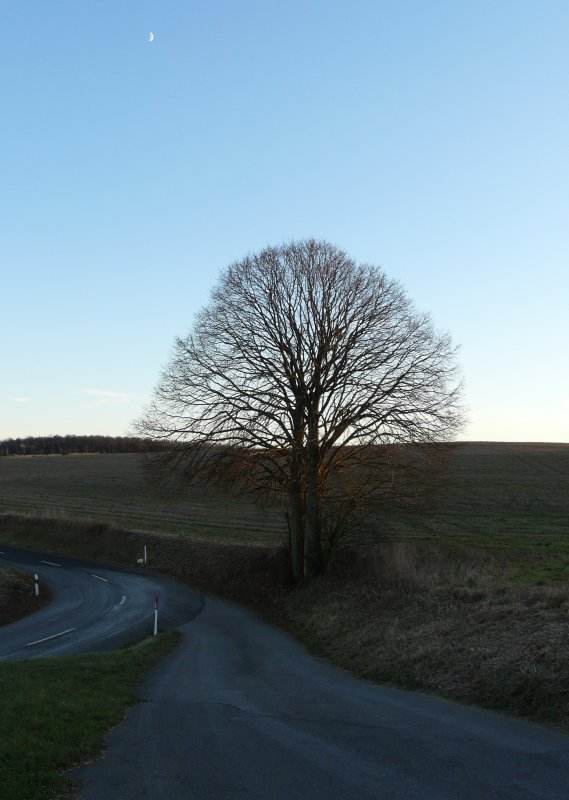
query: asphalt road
73 599 569 800
3 546 569 798
0 545 202 660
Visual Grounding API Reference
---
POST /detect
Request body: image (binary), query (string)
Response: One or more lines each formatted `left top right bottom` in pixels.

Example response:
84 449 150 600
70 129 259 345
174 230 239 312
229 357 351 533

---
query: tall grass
286 541 569 728
0 566 51 625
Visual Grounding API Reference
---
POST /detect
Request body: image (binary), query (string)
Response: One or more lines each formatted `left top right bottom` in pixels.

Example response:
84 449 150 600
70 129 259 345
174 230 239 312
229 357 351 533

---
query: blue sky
1 1 567 442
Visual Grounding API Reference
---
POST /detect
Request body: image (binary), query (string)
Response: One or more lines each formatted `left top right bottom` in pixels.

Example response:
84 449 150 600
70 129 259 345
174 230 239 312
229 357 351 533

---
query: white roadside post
34 573 39 596
144 545 148 565
153 596 159 636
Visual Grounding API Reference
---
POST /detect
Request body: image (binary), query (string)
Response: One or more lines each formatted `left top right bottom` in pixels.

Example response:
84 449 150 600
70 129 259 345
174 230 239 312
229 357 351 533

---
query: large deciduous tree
137 240 463 580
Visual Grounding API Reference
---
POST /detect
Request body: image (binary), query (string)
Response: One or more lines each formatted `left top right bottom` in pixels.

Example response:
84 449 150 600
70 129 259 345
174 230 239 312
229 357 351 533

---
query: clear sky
1 1 568 443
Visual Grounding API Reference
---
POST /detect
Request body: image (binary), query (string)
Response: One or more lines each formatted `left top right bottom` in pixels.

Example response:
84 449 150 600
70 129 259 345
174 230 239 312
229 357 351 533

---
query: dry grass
0 565 51 625
286 541 569 728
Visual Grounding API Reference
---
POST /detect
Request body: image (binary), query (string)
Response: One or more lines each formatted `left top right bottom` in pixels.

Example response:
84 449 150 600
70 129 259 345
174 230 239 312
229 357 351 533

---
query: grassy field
0 452 287 542
0 633 178 800
380 442 569 583
0 443 567 560
383 442 569 541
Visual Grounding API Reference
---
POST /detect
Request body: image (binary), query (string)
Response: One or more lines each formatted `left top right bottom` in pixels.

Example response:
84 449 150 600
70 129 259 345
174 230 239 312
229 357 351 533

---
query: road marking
25 627 76 647
41 560 61 567
91 574 108 582
0 551 5 555
119 595 126 606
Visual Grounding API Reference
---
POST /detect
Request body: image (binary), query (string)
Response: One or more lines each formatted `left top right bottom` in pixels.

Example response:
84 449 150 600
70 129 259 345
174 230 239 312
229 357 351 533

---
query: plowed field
0 453 286 542
0 444 567 556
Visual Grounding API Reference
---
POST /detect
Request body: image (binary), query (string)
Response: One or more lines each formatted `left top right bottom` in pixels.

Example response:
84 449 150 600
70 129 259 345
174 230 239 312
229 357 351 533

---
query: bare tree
137 240 463 580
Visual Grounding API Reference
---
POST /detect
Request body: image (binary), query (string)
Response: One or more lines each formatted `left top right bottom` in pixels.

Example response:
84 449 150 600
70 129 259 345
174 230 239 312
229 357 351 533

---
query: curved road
70 598 569 800
2 547 569 798
0 545 202 660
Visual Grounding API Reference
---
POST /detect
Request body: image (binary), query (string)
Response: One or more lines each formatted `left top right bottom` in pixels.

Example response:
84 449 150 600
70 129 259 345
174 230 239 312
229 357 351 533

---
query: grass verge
286 542 569 729
0 566 51 625
0 632 179 800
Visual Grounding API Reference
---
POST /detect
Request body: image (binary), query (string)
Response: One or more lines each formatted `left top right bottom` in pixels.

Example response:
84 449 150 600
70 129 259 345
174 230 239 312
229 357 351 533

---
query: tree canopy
138 240 463 579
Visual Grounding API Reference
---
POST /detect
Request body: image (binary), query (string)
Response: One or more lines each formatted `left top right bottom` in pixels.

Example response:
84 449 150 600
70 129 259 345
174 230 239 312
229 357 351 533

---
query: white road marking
41 560 61 567
91 574 108 582
25 627 76 647
119 595 126 606
0 551 5 555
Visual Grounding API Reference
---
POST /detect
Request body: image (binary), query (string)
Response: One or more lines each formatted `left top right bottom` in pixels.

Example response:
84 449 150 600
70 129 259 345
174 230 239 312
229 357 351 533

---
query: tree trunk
288 435 306 581
304 483 322 576
287 486 305 581
304 415 322 577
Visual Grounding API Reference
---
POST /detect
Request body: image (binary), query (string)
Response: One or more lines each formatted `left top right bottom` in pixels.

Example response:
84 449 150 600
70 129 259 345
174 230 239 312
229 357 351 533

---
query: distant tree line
0 435 166 457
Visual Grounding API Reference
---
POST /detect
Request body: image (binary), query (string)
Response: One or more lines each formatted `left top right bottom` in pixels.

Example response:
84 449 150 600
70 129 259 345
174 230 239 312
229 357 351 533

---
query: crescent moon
149 32 155 43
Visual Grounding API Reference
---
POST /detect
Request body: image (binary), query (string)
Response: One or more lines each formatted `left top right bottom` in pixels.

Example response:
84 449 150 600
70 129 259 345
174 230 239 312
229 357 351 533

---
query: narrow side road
0 546 202 660
71 595 569 800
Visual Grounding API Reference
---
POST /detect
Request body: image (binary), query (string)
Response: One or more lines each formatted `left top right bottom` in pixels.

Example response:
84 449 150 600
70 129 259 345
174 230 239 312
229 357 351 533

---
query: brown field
0 442 567 556
382 442 569 582
385 442 569 539
0 452 287 543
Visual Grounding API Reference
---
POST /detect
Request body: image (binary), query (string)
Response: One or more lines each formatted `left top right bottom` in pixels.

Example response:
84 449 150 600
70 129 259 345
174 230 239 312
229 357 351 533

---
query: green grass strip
0 632 179 799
